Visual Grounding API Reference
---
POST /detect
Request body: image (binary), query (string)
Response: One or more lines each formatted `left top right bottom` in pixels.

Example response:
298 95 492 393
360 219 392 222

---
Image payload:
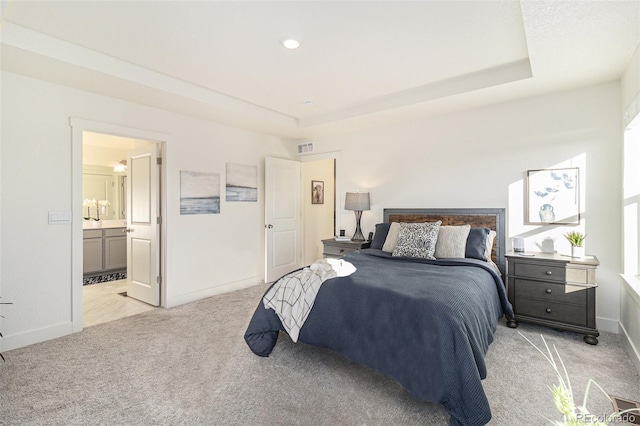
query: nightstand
321 239 371 259
505 252 599 345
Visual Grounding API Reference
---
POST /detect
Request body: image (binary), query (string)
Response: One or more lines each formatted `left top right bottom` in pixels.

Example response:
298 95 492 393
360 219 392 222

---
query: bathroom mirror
82 165 127 221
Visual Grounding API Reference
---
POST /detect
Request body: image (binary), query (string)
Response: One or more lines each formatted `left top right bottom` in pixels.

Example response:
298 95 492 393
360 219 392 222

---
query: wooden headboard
383 208 506 277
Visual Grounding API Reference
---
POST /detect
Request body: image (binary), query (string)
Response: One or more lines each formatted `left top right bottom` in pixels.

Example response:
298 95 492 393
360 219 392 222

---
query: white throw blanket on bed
263 258 356 342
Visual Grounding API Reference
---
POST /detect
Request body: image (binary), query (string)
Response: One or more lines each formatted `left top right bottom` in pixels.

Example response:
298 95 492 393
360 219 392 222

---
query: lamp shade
345 192 370 211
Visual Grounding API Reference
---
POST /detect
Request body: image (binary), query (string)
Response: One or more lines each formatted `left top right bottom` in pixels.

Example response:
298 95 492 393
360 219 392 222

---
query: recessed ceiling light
282 39 301 49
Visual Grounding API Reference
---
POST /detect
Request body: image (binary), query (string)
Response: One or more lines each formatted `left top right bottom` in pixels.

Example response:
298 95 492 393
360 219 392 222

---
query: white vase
571 246 585 258
92 220 102 228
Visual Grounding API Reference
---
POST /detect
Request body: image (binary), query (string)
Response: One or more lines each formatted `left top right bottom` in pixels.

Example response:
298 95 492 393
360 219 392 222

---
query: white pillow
434 225 471 258
382 222 401 252
484 230 497 262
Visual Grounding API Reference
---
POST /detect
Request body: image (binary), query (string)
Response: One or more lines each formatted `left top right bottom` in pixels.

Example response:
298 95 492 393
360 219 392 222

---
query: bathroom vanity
83 221 127 276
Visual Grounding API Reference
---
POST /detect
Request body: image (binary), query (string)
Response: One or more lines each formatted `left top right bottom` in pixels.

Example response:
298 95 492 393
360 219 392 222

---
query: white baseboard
1 321 74 352
165 276 264 308
596 316 620 334
620 321 640 376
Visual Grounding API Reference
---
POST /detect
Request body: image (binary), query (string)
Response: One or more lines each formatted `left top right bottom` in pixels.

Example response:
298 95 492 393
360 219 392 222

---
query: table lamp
344 192 370 241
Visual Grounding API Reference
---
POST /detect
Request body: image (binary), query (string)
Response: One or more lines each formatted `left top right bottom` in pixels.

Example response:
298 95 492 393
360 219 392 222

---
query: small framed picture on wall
311 180 324 204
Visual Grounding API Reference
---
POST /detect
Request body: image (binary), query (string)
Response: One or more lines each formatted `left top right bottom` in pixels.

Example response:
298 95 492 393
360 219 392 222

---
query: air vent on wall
297 141 314 155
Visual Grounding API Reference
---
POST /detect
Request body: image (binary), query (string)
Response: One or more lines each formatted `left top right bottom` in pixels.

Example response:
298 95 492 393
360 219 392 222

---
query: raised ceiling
1 1 638 139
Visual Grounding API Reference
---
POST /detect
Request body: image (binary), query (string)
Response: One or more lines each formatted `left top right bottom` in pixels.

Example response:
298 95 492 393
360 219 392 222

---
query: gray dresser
321 239 370 259
505 251 599 344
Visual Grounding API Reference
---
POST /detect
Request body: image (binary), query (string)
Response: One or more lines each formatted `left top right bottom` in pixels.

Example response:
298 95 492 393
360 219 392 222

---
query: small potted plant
564 231 586 258
82 198 96 220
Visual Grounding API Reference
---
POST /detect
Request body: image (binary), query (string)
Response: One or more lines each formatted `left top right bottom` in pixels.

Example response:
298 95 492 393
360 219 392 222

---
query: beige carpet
1 283 639 425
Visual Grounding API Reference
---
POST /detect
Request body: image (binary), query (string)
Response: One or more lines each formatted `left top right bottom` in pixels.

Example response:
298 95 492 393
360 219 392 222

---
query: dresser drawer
323 245 356 257
513 262 565 282
517 298 586 326
514 279 586 306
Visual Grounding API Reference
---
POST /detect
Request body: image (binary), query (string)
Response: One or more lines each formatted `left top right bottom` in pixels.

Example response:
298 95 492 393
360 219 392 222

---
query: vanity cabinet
83 228 126 276
104 228 127 271
83 230 103 274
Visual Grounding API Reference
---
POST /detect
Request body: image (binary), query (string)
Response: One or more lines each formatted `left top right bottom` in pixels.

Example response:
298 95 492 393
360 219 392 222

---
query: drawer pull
545 288 552 294
545 270 553 276
545 308 552 314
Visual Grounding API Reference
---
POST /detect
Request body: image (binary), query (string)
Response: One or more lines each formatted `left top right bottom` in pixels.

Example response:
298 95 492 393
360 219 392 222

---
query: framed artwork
226 163 257 202
180 171 220 215
526 167 579 225
311 180 324 204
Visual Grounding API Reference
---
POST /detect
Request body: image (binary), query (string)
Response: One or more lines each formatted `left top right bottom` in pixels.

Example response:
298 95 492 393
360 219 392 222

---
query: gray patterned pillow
392 221 442 259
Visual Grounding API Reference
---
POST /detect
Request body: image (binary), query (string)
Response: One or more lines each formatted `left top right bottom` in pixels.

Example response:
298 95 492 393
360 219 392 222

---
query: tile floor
83 279 156 327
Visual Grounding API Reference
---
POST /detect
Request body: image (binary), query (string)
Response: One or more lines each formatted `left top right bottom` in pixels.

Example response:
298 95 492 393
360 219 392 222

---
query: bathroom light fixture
113 160 127 173
282 39 300 49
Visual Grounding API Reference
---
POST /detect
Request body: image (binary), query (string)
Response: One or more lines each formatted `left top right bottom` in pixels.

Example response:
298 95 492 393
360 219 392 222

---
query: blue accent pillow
466 228 489 260
370 223 391 249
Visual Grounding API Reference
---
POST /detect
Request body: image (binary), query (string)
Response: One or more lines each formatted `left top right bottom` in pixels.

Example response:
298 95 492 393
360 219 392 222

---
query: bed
244 208 514 426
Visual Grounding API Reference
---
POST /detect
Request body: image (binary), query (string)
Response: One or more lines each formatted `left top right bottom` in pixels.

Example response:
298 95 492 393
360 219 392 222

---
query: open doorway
82 131 158 326
302 158 336 264
71 118 168 333
264 152 339 283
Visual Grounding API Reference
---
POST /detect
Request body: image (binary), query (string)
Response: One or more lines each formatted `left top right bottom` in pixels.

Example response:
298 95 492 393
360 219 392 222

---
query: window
623 112 640 279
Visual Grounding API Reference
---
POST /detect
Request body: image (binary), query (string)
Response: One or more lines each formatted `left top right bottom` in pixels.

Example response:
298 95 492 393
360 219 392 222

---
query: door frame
298 150 342 261
298 150 342 238
70 118 169 332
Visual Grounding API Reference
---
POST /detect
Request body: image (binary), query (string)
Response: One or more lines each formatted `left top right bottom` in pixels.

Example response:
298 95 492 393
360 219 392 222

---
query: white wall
302 158 335 264
0 71 291 350
314 82 622 333
83 143 128 168
0 68 628 352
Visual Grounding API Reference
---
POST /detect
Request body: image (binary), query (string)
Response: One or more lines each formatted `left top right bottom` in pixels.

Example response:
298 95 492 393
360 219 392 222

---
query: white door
126 144 161 306
265 157 302 283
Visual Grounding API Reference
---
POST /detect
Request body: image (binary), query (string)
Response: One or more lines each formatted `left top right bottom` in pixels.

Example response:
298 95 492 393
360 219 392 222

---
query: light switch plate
49 211 72 224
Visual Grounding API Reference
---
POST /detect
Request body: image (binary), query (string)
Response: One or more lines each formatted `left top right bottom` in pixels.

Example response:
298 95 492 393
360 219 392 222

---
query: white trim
166 277 263 308
70 118 170 335
69 118 171 143
595 316 620 334
620 275 640 375
2 322 73 352
621 274 640 305
620 321 640 376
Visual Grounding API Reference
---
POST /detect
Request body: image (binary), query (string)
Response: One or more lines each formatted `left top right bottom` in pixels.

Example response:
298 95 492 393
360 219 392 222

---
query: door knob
124 228 134 233
265 224 273 229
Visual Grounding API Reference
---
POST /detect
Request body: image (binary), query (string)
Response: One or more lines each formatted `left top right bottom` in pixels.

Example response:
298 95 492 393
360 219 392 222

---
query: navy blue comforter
244 249 514 426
